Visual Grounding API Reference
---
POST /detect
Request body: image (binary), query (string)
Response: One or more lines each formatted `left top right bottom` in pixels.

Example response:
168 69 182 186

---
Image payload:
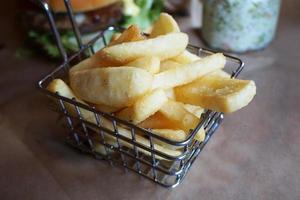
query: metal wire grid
37 0 245 188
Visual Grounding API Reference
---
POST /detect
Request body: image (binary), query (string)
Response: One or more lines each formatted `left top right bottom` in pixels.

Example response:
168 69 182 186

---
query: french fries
71 25 147 72
117 89 168 124
148 13 201 66
152 129 186 142
152 53 226 89
69 55 100 73
99 32 188 64
159 100 205 142
182 104 204 118
94 104 120 113
160 60 181 72
99 119 182 158
149 13 180 38
47 79 96 123
47 79 181 158
209 70 231 78
171 50 201 64
164 88 176 100
70 67 153 108
139 112 176 129
175 76 256 113
110 33 121 43
108 25 145 46
152 129 187 150
46 13 256 161
127 56 160 74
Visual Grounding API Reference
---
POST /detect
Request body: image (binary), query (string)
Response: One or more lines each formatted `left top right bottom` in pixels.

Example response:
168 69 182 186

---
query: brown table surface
1 1 300 200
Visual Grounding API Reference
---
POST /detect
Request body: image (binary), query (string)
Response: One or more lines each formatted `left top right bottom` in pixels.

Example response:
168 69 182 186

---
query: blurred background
0 0 299 200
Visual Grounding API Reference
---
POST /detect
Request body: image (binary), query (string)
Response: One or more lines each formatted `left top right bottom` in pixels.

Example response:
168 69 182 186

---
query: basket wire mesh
37 0 244 188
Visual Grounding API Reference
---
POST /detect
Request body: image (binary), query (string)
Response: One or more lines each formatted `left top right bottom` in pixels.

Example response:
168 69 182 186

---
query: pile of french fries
47 13 256 157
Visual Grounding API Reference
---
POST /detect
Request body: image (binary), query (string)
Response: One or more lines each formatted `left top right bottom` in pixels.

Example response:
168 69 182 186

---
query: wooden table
1 1 299 199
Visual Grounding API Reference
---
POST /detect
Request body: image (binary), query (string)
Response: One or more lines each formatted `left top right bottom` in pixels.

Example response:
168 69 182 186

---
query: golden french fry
139 105 204 135
108 25 145 46
99 32 188 64
69 56 99 73
139 112 177 129
48 80 121 114
171 50 201 64
110 33 121 43
46 79 97 123
70 67 153 108
160 60 181 72
70 26 146 72
152 129 186 141
152 129 187 150
117 89 168 124
209 70 231 78
99 119 182 158
164 88 176 100
94 104 121 113
47 79 181 158
150 13 180 38
127 56 160 74
182 104 204 118
159 100 205 141
152 53 226 89
175 76 256 113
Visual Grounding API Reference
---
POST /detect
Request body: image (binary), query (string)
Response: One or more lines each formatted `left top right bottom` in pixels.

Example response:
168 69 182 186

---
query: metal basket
37 0 244 188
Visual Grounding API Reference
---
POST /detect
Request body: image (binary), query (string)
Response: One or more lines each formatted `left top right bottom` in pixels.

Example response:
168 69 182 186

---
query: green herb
28 30 79 58
122 0 163 30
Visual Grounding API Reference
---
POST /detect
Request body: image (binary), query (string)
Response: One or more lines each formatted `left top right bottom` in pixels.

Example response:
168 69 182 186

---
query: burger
20 0 163 58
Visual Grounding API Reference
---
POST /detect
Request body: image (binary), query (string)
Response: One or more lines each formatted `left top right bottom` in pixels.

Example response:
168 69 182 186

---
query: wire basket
37 0 244 188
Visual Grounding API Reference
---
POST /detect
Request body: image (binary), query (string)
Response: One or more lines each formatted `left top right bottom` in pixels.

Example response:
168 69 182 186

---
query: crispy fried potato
99 33 188 64
171 50 201 64
152 53 226 89
108 25 145 46
70 25 146 72
47 79 78 102
150 13 180 38
209 70 231 78
47 79 181 158
165 88 176 100
175 76 256 113
69 56 99 73
160 60 181 72
46 79 96 123
139 112 177 129
94 104 121 113
152 129 187 150
152 129 186 141
70 67 153 108
127 56 160 74
139 108 205 142
182 104 204 118
117 89 168 124
110 33 121 43
93 119 182 158
159 100 205 141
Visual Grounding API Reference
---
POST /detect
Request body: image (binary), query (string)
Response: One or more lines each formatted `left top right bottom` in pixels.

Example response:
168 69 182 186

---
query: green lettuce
28 30 78 58
122 0 163 30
